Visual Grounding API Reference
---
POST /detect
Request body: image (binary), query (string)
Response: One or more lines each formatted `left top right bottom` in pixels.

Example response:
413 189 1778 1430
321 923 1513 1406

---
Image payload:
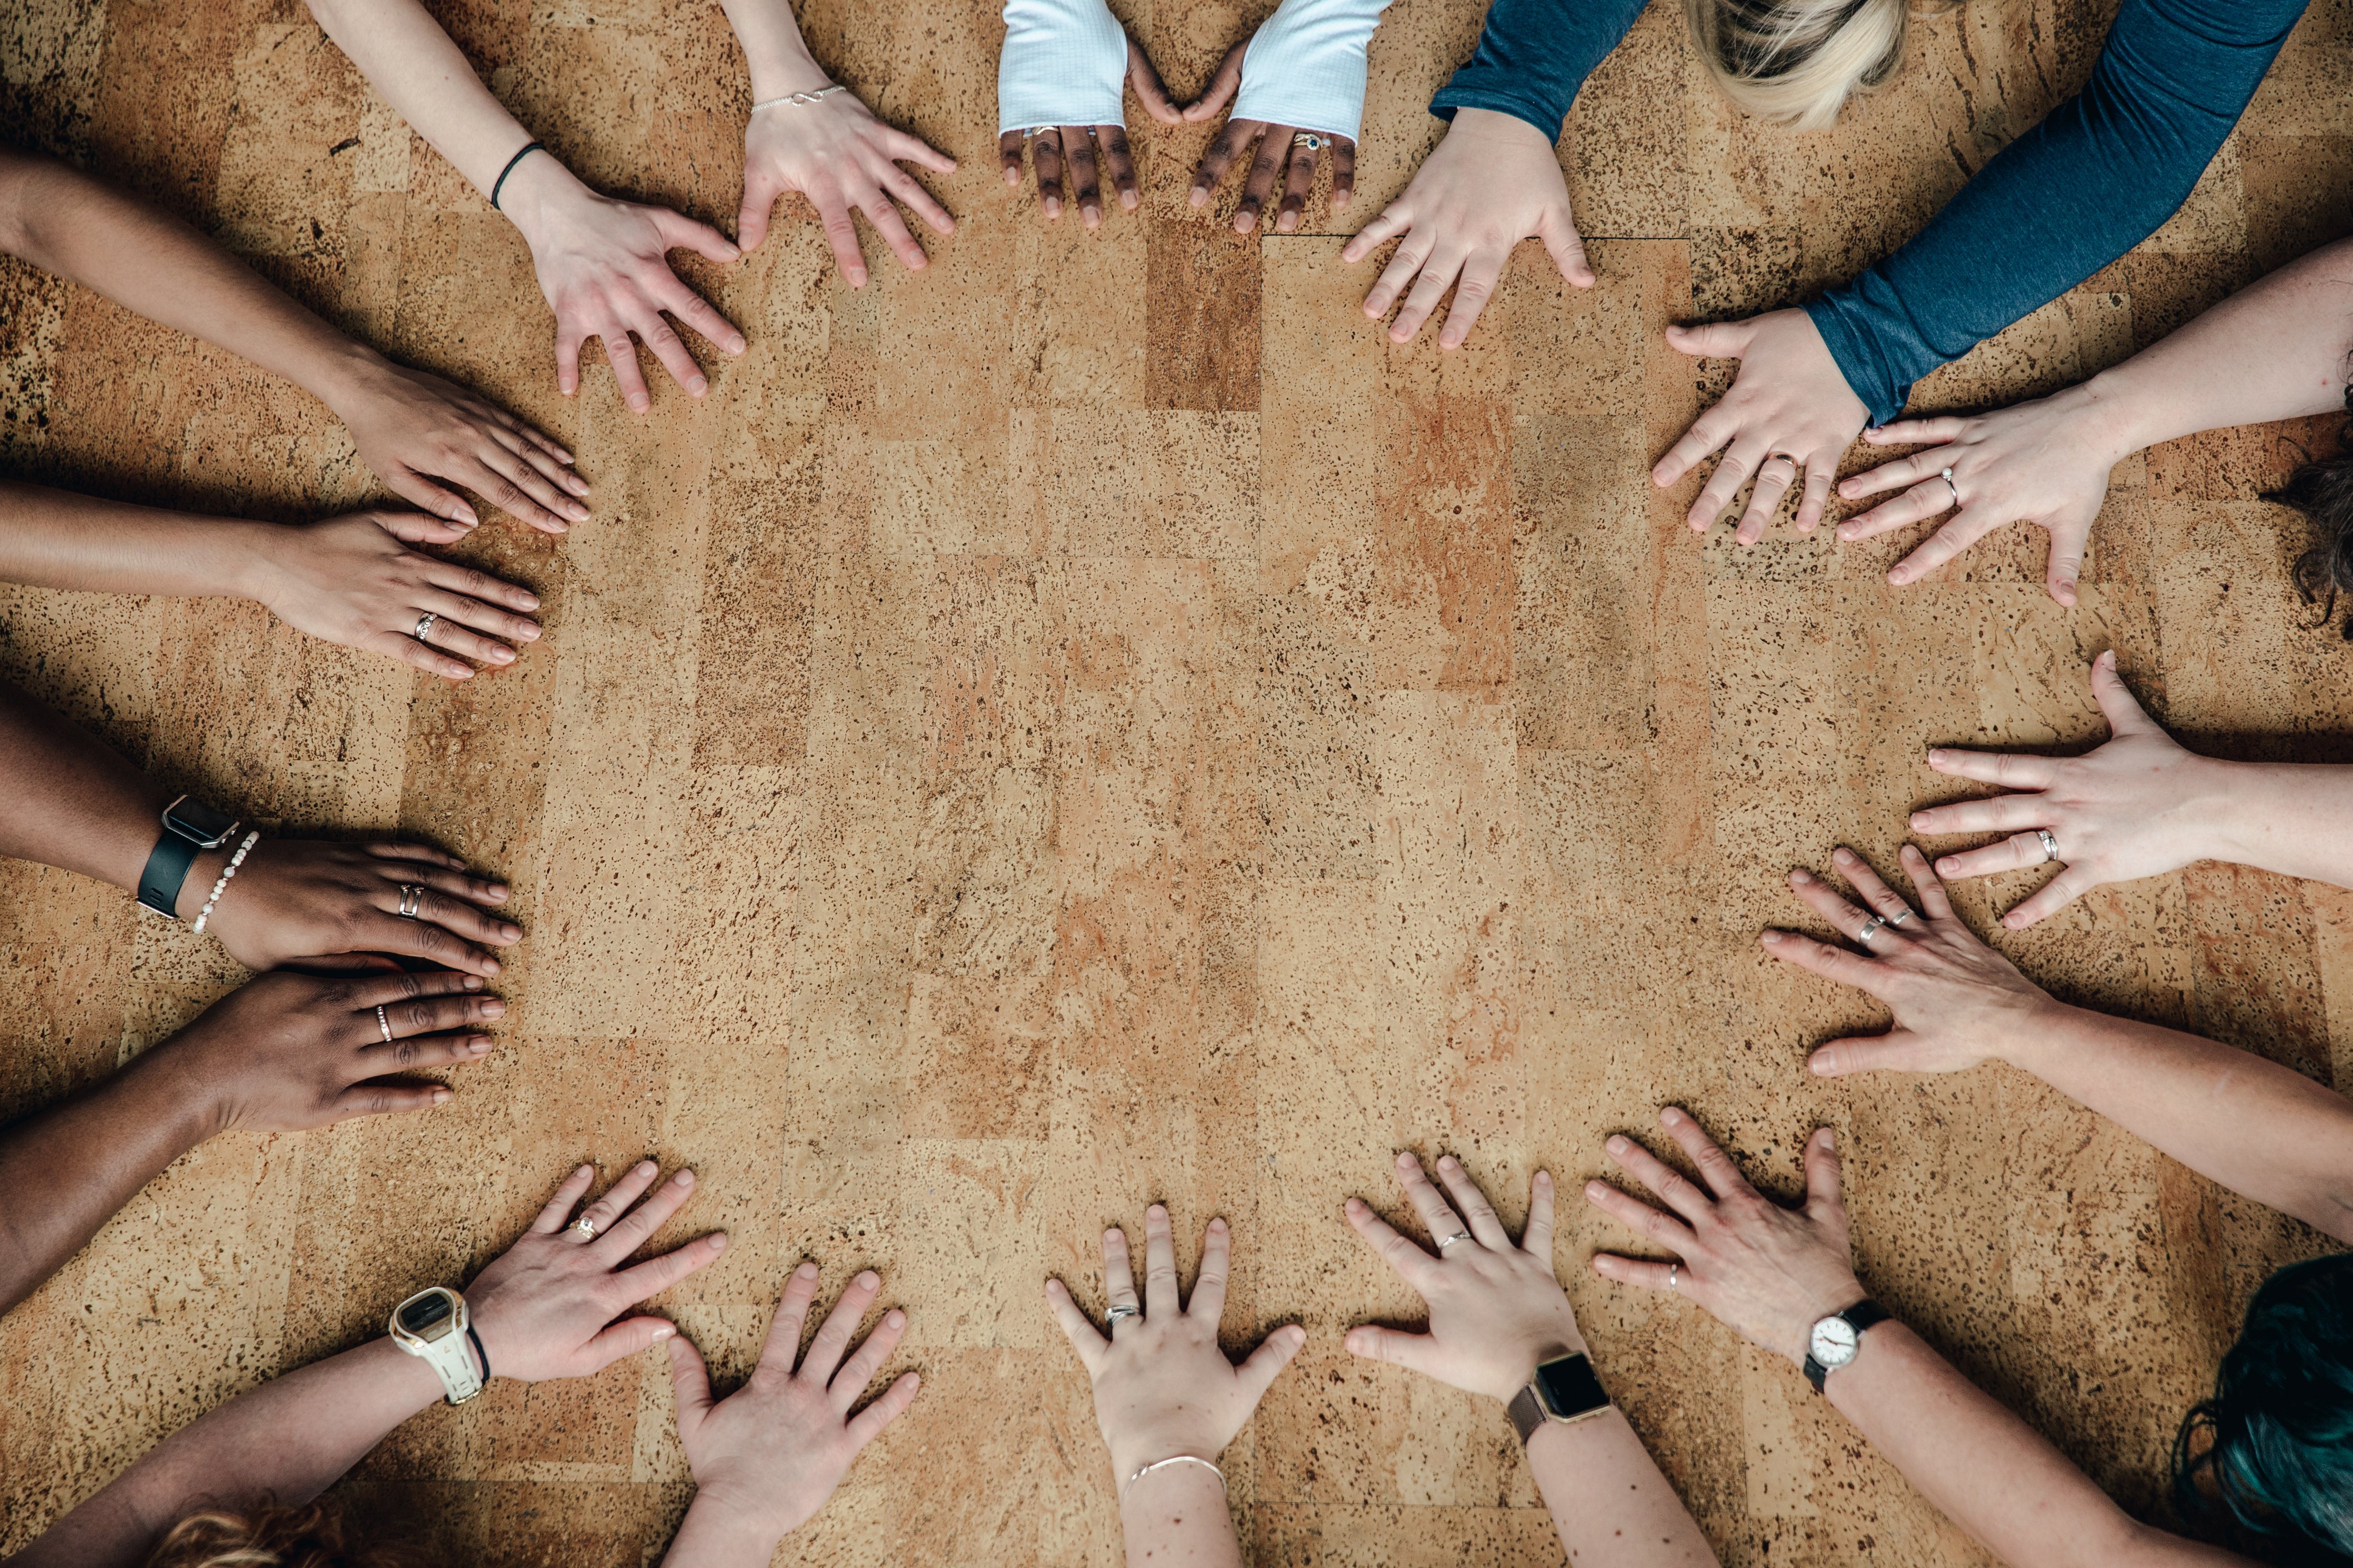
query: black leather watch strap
136 829 205 918
1802 1298 1891 1393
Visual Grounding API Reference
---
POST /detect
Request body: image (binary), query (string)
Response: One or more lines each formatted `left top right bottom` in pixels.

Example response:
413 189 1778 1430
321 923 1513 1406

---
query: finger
1273 133 1316 235
1061 127 1103 228
2045 514 2088 607
881 126 958 178
648 207 741 268
1759 927 1897 999
1235 1322 1308 1405
365 987 502 1045
501 412 575 471
1801 1128 1845 1221
593 324 654 415
1651 403 1737 493
2001 864 2097 930
1182 42 1245 121
1907 797 2054 840
1342 1322 1440 1378
348 908 501 978
2087 650 2155 735
1431 1155 1512 1250
1126 39 1183 124
360 839 473 874
1588 1253 1681 1293
579 1315 682 1372
1341 197 1413 267
1837 482 1960 542
1032 128 1066 220
424 556 544 620
1364 224 1438 319
1581 1175 1700 1255
999 129 1027 187
811 188 871 288
1794 460 1835 533
801 1270 882 1384
1806 1030 1933 1079
1392 1152 1469 1246
1522 1170 1556 1259
736 166 781 253
855 192 929 273
1899 843 1959 923
1328 136 1355 210
1188 1216 1231 1324
1784 867 1887 946
483 419 589 501
330 1081 453 1119
554 324 584 400
1828 846 1923 929
1436 249 1505 350
1237 126 1293 234
1390 246 1469 344
1043 1276 1108 1373
532 1163 598 1232
416 582 539 651
1737 457 1798 540
1536 201 1593 288
829 1307 908 1412
1598 1134 1715 1226
370 509 474 547
409 603 519 671
1694 437 1770 538
1887 509 2006 587
593 1166 699 1261
1835 450 1943 502
613 1230 729 1300
1190 119 1256 210
1095 126 1138 212
1863 416 1967 446
576 1159 663 1241
1920 746 2060 792
666 1334 714 1431
843 1370 922 1448
1341 1195 1438 1291
1103 1225 1140 1321
1141 1203 1180 1317
1653 1107 1763 1205
630 308 712 400
351 969 485 1010
1662 320 1754 361
457 446 581 534
381 468 479 530
876 159 956 235
763 1261 822 1365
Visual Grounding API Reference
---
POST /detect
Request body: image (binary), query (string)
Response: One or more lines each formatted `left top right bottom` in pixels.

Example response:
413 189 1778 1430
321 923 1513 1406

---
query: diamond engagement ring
1667 1262 1680 1290
1939 467 1960 506
413 612 438 643
568 1216 600 1242
1291 132 1324 151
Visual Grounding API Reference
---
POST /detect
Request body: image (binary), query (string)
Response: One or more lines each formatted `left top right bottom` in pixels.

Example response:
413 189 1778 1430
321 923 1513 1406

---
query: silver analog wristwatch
389 1286 487 1405
1802 1298 1891 1393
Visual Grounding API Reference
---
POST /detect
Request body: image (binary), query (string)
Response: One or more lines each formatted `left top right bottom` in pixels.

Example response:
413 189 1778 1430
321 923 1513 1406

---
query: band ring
376 1004 393 1043
1856 915 1887 945
1938 467 1960 507
1761 452 1800 479
1437 1230 1474 1250
1886 907 1914 927
1667 1262 1680 1290
568 1216 600 1242
413 611 438 643
2037 829 2060 864
1106 1303 1140 1327
1291 131 1324 151
398 884 424 919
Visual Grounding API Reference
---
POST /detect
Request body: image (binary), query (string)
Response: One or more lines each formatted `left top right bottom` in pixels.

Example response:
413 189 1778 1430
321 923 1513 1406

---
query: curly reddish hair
144 1500 424 1568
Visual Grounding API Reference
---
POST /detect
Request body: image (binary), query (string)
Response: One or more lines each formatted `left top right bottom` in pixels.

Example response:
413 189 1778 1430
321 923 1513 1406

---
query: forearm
0 681 178 893
0 1048 217 1316
716 0 832 98
658 1498 790 1568
303 0 537 196
1526 1409 1719 1566
0 150 382 410
1427 0 1647 137
2192 755 2353 889
1826 1324 2246 1568
0 482 272 603
6 1336 442 1568
1119 1465 1242 1568
2008 1002 2353 1242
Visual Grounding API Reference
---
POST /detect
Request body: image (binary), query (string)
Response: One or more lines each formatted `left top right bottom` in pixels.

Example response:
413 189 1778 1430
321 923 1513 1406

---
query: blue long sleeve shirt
1430 0 2308 425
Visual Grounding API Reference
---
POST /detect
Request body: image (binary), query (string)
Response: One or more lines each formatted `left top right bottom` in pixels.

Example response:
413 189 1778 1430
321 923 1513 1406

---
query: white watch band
1229 0 1394 143
389 1287 485 1406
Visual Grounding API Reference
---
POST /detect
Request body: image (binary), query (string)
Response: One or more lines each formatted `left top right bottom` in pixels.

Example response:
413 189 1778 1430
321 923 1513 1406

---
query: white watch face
1810 1315 1860 1367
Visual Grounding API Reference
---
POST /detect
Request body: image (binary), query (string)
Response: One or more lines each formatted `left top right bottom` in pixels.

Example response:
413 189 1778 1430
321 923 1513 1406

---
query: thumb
1237 1323 1307 1405
1806 1031 1928 1080
579 1314 677 1375
1664 319 1752 360
2088 648 2158 737
652 206 742 265
1343 1323 1439 1380
1537 203 1594 289
736 169 780 253
371 507 474 546
1184 43 1246 121
666 1332 714 1431
2044 511 2091 607
1802 1127 1845 1220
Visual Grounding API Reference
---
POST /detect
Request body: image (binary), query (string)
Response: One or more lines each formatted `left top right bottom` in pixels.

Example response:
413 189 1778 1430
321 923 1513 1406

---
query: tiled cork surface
3 0 2351 1563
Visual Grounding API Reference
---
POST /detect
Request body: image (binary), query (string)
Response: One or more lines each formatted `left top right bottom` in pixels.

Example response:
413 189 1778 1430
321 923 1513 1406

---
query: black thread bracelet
490 140 546 211
467 1324 492 1383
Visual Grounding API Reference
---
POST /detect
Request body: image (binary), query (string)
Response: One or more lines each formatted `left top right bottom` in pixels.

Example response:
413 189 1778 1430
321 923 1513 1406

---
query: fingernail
1605 1136 1628 1153
579 1163 594 1176
858 1269 879 1289
1810 1052 1833 1074
1535 1170 1551 1187
1209 1216 1228 1231
1661 1108 1683 1125
709 1232 729 1252
887 1309 904 1326
1147 1203 1166 1218
519 626 542 642
630 399 649 413
1189 187 1207 208
654 1323 675 1340
470 1037 492 1054
689 378 709 396
1585 1181 1608 1198
1820 1130 1836 1150
500 925 521 941
1833 848 1853 863
432 1088 453 1103
675 1169 695 1188
1437 1155 1458 1171
1910 813 1929 829
492 648 515 665
481 999 505 1017
463 975 483 990
1761 930 1785 944
481 959 501 975
1791 869 1812 884
1939 858 1959 873
638 1160 657 1175
798 1261 818 1278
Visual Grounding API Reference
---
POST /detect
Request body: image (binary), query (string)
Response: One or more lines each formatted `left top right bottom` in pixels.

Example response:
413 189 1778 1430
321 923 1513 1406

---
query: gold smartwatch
388 1286 488 1405
1506 1351 1612 1445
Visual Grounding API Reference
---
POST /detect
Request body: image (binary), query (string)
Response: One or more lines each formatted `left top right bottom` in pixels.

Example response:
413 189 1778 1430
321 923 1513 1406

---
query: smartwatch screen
398 1290 457 1338
1535 1353 1610 1421
162 795 238 848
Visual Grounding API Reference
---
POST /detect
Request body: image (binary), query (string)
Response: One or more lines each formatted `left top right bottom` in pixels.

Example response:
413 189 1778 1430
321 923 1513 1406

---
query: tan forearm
303 0 538 196
716 0 834 99
0 482 271 602
1526 1407 1720 1566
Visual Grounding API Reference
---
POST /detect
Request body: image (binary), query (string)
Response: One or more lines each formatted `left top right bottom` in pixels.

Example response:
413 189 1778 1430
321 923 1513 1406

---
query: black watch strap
1802 1298 1892 1393
136 829 205 918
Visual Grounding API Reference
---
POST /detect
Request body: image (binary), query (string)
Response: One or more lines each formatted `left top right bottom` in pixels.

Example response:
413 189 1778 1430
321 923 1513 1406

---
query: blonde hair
144 1502 421 1568
1685 0 1920 130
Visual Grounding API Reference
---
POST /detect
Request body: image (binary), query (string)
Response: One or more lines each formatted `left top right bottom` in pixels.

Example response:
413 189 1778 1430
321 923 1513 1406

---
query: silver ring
568 1216 600 1242
1437 1230 1474 1250
398 884 424 919
376 1004 393 1043
1667 1262 1680 1290
413 611 438 643
2037 829 2060 864
1105 1303 1140 1328
1855 915 1887 946
1938 466 1960 507
1886 907 1913 927
1291 131 1324 151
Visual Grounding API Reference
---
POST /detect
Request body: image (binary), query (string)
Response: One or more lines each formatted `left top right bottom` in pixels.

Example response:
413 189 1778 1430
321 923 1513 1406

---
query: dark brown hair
2271 395 2353 619
145 1501 423 1568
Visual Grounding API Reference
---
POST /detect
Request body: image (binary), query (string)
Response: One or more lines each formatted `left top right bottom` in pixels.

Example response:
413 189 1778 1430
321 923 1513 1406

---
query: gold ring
568 1216 600 1242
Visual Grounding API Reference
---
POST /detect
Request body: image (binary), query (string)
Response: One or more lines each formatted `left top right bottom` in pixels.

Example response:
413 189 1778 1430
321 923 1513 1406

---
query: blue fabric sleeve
1807 0 2307 426
1427 0 1652 134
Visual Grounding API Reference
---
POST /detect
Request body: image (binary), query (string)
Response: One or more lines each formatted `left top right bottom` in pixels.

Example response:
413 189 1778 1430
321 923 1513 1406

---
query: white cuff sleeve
1229 0 1393 142
998 0 1130 134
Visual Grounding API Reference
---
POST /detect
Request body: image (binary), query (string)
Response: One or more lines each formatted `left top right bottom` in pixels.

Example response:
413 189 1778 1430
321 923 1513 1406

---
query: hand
159 967 498 1135
668 1262 921 1548
739 89 957 285
466 1160 727 1383
1834 384 2134 604
1182 42 1355 236
1907 652 2221 928
1651 309 1869 542
997 40 1179 228
1341 1152 1584 1403
497 156 748 414
244 511 543 682
1044 1205 1306 1482
1586 1110 1863 1367
1341 107 1590 350
1760 844 2055 1078
189 836 522 978
327 357 590 535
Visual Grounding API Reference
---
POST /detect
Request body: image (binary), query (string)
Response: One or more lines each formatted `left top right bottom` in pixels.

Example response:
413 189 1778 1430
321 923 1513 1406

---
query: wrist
2069 368 2179 463
742 47 834 103
1783 1281 1869 1367
1492 1319 1589 1403
670 1488 789 1564
303 336 395 421
1447 105 1556 149
492 152 594 252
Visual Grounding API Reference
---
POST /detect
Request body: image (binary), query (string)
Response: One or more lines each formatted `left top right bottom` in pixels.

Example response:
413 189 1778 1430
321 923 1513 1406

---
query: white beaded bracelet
192 830 260 935
751 84 846 112
1119 1454 1225 1508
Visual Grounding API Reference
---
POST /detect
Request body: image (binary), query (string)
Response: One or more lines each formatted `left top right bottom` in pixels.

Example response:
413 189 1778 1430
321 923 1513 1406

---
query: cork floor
5 1 2353 1563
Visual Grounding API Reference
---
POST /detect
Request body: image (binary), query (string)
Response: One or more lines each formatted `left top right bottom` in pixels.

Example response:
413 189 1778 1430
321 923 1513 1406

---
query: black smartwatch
1506 1351 1612 1444
136 794 241 919
1802 1299 1892 1392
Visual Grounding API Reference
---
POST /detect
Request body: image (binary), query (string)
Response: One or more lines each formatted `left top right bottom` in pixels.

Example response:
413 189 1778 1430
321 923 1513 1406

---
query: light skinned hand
161 967 498 1134
997 38 1180 228
1760 844 2055 1078
250 511 542 681
1183 41 1355 235
1835 385 2127 604
330 358 589 534
498 157 748 414
190 835 521 978
466 1160 727 1382
1586 1110 1864 1365
1342 107 1590 349
1908 652 2216 928
740 90 957 285
1045 1205 1307 1481
668 1261 921 1544
1652 309 1869 541
1342 1152 1584 1403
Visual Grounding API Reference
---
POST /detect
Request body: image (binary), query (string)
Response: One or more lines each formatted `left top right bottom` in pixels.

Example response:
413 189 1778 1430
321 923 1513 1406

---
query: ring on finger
1437 1230 1474 1250
1939 466 1961 507
1886 907 1914 927
1760 452 1800 480
1856 915 1888 945
567 1215 601 1242
2037 829 2060 863
413 611 438 643
1106 1302 1140 1328
1291 132 1324 151
1667 1262 1680 1290
397 884 425 920
376 1004 393 1043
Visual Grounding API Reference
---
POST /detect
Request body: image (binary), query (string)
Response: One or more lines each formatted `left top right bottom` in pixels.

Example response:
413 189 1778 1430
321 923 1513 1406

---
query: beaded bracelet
192 830 260 935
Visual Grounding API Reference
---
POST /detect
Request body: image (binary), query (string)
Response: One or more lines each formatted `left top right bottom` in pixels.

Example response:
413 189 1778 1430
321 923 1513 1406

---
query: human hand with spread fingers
997 0 1182 228
1182 0 1389 237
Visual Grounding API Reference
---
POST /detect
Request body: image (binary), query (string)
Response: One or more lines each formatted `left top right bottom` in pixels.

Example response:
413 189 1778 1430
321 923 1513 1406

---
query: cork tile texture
4 0 2353 1563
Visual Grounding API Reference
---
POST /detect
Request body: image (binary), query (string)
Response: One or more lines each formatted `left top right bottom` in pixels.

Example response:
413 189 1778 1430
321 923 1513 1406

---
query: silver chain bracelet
751 84 847 112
